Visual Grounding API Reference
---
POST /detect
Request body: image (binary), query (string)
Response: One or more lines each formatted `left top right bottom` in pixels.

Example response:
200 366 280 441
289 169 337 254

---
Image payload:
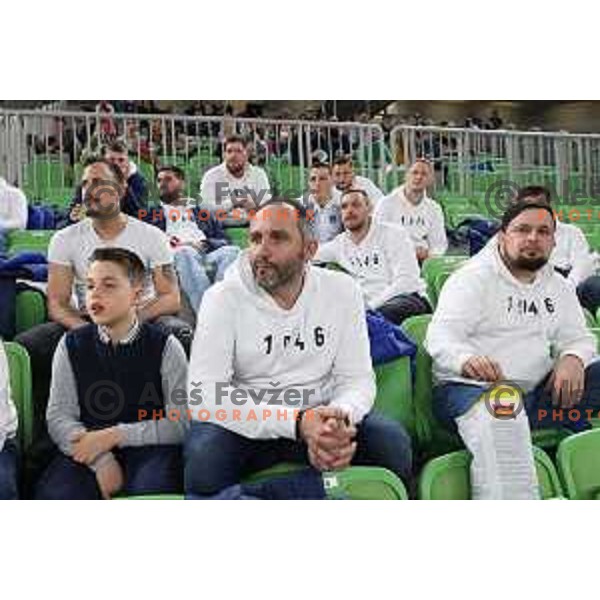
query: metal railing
389 125 600 201
0 109 386 204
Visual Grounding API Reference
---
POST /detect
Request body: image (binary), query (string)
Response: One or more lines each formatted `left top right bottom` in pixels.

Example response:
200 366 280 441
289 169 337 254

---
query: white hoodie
0 344 18 451
187 254 375 439
425 245 596 392
480 221 595 286
375 185 448 256
315 219 427 309
0 177 28 231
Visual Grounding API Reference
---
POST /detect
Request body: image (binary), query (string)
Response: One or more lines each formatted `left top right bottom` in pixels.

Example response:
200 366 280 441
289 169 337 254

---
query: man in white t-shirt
331 155 384 205
15 158 192 469
298 163 343 243
200 134 271 213
375 159 448 262
0 343 19 499
0 177 28 255
184 199 412 499
315 189 431 325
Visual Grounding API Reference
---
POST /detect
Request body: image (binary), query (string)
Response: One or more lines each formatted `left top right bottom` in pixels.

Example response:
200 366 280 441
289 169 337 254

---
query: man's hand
95 455 124 500
70 203 86 222
461 355 504 383
184 239 208 253
300 407 357 471
546 354 585 409
233 195 257 211
71 428 123 466
416 247 429 262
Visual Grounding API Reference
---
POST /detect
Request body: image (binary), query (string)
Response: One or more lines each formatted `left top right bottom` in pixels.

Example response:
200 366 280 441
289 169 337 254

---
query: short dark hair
310 161 331 172
333 155 352 167
256 197 316 241
156 165 185 181
341 188 369 202
515 185 552 205
224 135 248 150
82 155 125 185
89 247 145 285
103 140 129 155
500 201 556 232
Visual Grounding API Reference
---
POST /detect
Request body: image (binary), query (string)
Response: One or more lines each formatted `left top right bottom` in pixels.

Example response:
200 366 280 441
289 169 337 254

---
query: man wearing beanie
426 200 600 499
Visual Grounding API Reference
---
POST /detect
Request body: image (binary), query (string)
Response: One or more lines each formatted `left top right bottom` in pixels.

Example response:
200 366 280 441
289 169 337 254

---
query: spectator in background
150 166 240 312
200 135 271 212
331 155 384 206
375 159 448 262
315 189 430 325
96 101 117 140
0 177 28 255
68 141 148 223
298 163 343 243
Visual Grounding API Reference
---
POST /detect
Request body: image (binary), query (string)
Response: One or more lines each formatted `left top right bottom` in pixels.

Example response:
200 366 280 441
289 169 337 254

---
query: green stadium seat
419 447 563 499
556 429 600 499
402 314 461 457
373 356 416 438
117 494 185 500
583 308 597 329
323 467 409 499
3 342 34 456
15 290 47 335
225 225 249 249
6 229 54 256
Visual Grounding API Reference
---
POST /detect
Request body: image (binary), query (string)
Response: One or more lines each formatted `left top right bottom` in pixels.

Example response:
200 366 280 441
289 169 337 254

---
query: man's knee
184 422 242 494
358 413 413 479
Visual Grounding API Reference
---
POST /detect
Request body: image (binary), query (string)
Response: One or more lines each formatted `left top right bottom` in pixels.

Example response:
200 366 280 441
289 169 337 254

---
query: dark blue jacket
144 205 231 252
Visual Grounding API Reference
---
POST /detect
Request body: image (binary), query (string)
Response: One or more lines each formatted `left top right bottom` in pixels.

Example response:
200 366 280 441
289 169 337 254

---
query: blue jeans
577 276 600 316
174 245 240 311
0 226 8 257
434 360 600 433
34 445 183 500
0 438 18 500
184 413 413 498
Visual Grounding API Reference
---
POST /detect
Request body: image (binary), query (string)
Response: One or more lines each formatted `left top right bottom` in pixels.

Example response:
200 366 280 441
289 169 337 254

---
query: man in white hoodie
0 343 19 499
315 189 431 325
184 198 412 499
375 159 448 262
0 177 28 255
332 155 384 205
426 201 600 499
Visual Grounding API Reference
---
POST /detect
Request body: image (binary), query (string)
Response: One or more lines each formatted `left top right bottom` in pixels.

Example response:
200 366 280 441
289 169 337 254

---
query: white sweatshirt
0 344 18 451
200 163 271 211
375 185 448 256
481 221 595 286
425 245 596 392
0 178 28 231
315 219 427 309
187 255 375 439
352 175 384 205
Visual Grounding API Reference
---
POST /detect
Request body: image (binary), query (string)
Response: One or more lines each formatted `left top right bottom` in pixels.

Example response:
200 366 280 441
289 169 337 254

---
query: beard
509 254 549 272
251 256 304 293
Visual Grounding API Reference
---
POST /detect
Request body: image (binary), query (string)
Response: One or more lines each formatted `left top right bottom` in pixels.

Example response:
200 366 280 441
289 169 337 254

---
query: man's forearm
138 293 180 322
48 302 87 330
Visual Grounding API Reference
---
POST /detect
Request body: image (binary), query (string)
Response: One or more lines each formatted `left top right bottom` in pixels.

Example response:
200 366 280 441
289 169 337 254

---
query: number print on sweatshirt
506 295 556 317
263 326 326 355
348 252 381 271
399 215 427 227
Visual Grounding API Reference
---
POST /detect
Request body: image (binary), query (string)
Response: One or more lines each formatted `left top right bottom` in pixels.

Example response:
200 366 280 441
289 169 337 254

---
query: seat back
373 356 416 438
3 342 33 455
557 429 600 499
419 447 563 499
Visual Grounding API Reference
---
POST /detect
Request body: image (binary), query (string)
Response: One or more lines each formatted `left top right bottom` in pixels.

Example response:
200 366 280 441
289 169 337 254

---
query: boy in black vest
35 248 188 499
